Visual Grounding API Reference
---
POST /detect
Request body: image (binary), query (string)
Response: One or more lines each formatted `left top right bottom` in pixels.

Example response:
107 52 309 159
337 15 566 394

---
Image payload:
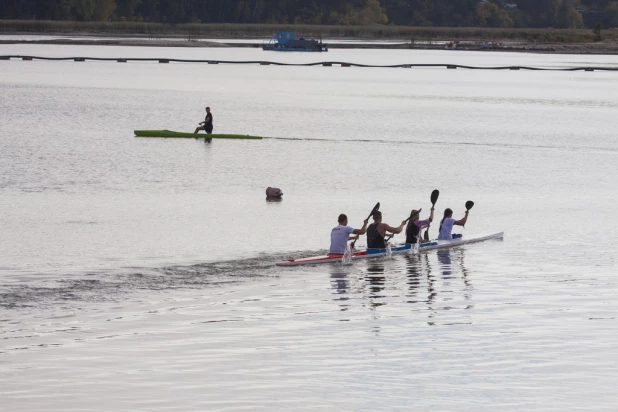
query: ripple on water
0 241 617 409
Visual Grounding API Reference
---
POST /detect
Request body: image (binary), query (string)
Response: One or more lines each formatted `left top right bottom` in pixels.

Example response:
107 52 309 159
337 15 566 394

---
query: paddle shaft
351 202 379 249
463 201 474 228
424 190 440 241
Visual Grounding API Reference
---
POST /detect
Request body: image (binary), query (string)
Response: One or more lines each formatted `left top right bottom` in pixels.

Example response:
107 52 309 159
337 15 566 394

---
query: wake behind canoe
134 130 262 139
276 232 503 266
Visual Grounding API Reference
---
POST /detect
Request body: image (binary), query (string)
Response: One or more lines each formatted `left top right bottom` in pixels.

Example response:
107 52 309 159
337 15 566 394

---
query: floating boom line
1 55 616 71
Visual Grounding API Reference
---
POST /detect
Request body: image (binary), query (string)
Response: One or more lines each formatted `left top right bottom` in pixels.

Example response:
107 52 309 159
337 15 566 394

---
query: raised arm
352 218 369 235
417 208 436 229
384 220 407 234
454 211 469 226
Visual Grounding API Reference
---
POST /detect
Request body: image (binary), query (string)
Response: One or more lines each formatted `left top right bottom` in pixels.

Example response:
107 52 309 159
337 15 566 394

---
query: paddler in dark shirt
194 107 213 134
366 211 406 249
405 207 435 244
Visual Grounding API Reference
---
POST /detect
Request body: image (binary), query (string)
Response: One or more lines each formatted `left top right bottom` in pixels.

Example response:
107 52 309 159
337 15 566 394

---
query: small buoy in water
266 187 283 198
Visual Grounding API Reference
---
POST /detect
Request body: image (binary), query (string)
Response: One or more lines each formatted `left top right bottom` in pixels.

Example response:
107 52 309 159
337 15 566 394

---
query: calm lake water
1 43 617 411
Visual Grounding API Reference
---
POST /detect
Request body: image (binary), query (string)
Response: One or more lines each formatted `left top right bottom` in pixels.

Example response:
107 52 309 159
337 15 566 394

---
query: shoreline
1 20 618 56
2 35 618 55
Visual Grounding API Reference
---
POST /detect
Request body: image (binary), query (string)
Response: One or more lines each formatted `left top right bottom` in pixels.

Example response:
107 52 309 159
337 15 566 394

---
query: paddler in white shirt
329 214 369 255
437 208 469 240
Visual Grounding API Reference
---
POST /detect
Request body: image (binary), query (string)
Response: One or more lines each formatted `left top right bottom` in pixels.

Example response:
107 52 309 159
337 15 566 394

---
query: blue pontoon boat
262 32 328 52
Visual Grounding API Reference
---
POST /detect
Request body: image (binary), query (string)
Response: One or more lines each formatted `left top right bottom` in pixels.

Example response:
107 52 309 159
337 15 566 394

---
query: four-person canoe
134 130 262 139
276 232 504 266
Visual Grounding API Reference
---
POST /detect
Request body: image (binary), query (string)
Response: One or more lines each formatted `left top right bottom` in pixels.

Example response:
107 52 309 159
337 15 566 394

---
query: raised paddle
384 209 421 243
350 202 380 249
423 189 440 241
385 208 422 242
463 200 474 228
386 189 438 243
405 208 421 224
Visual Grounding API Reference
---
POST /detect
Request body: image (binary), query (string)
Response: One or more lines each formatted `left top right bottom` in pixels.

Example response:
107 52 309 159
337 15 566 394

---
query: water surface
1 44 617 410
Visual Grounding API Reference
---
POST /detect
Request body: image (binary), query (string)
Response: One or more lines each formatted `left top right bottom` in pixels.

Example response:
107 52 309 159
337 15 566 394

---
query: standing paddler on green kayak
194 107 213 135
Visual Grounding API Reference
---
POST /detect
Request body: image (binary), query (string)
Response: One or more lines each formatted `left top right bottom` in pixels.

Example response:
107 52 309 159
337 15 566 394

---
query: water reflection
406 254 435 306
453 249 473 307
329 270 353 322
329 270 349 302
437 249 453 277
192 135 213 144
265 197 283 203
435 248 474 311
328 249 474 326
365 262 387 309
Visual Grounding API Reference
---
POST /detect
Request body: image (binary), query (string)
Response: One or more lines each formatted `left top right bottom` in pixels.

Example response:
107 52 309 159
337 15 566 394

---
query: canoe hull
134 130 262 139
276 244 413 267
276 232 503 267
418 232 504 252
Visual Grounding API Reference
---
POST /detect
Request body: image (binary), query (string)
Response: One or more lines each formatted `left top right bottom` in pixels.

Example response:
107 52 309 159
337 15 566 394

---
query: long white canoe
418 231 504 252
276 232 503 267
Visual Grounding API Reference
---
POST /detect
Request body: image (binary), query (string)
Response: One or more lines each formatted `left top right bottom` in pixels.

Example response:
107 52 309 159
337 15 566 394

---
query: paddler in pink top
405 207 435 244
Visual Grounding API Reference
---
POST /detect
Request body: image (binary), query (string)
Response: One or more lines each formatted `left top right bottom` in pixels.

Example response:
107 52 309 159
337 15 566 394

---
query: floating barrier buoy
2 56 615 72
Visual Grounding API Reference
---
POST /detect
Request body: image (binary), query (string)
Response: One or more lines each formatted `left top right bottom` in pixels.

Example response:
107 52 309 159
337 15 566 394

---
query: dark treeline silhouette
1 0 617 29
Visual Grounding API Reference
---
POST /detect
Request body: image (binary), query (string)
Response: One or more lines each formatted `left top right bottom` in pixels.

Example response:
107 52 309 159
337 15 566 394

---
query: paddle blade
465 200 474 211
368 202 380 219
408 208 422 223
430 189 440 205
423 229 429 241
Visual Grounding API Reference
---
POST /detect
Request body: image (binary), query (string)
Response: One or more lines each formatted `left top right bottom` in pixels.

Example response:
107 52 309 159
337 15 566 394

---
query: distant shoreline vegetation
1 20 617 43
2 0 618 29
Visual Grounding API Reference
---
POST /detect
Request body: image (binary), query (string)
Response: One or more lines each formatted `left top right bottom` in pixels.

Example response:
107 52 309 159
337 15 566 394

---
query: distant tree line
1 0 617 29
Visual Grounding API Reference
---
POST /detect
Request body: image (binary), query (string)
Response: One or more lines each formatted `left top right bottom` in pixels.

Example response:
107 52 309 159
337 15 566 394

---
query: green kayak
134 130 262 139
